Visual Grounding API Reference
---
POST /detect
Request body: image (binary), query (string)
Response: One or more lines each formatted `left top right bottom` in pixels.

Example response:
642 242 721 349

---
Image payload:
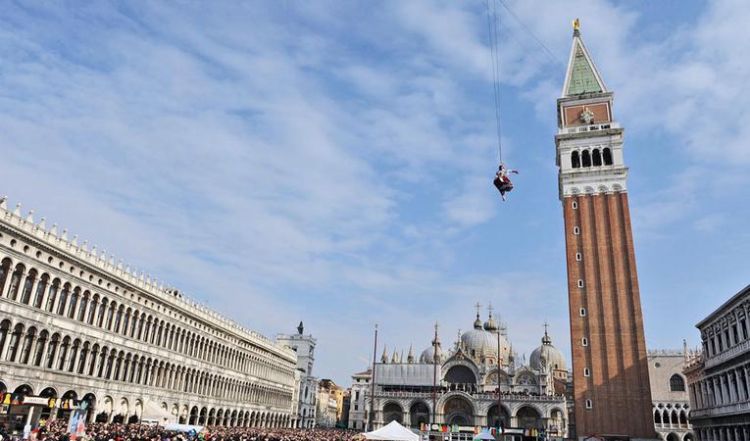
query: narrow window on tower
582 337 588 346
584 367 591 377
582 150 592 167
571 151 581 169
575 252 582 261
579 308 586 317
577 280 584 288
573 226 580 235
603 148 613 165
592 149 602 166
585 399 593 409
572 201 578 210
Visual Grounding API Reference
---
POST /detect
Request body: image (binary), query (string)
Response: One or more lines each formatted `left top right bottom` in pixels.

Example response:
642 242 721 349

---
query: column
729 372 738 403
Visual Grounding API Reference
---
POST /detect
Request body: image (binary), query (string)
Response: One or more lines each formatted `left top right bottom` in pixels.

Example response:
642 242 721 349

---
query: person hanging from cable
493 163 518 201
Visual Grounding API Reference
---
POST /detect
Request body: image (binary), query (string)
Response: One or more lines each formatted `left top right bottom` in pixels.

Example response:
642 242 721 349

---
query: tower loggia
555 23 655 440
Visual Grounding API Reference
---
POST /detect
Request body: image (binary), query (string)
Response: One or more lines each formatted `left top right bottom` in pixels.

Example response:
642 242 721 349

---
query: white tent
363 421 419 441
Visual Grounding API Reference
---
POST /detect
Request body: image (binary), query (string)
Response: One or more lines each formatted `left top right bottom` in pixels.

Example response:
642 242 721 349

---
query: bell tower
555 22 655 439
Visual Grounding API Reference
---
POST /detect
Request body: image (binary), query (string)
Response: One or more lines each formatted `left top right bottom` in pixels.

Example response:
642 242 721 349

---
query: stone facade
684 284 750 441
347 369 370 430
315 379 343 428
648 350 694 441
556 27 654 440
0 198 298 429
360 311 568 438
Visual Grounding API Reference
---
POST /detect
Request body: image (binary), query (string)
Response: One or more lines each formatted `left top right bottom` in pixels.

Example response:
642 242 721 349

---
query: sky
1 0 749 386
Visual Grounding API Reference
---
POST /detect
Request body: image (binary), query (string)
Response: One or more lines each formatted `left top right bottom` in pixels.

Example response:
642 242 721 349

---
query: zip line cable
485 0 503 163
496 0 565 67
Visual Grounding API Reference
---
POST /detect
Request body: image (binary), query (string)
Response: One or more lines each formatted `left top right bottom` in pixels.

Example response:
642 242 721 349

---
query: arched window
78 292 89 322
56 285 70 315
8 265 24 301
78 342 90 375
114 305 124 333
106 302 116 331
670 374 686 392
571 151 581 168
582 150 592 167
33 275 49 308
592 149 602 166
46 334 60 369
87 294 98 325
97 299 107 328
20 327 36 364
57 336 71 371
0 321 11 358
653 410 661 424
68 339 81 372
20 270 36 304
33 330 48 367
123 309 131 337
6 324 24 362
88 345 100 376
45 280 59 312
603 148 613 165
67 288 80 319
97 348 108 378
0 259 11 296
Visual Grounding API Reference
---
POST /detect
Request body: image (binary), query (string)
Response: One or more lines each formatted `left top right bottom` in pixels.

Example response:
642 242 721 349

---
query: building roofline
696 284 750 328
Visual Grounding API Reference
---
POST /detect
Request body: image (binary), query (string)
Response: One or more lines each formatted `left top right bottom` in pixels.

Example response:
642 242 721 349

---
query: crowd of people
0 421 360 441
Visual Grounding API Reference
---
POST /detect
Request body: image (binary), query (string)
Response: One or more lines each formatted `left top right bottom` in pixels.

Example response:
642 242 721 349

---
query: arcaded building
0 198 299 429
684 284 750 441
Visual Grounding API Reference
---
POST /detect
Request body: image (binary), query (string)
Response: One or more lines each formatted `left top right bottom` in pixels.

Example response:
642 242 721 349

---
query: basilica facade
362 310 568 437
0 198 299 430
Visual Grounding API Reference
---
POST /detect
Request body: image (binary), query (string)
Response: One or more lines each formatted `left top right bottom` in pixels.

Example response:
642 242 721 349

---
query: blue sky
1 0 749 386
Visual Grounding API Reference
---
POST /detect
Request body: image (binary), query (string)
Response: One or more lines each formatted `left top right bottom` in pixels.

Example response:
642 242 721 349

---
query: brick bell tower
555 22 655 440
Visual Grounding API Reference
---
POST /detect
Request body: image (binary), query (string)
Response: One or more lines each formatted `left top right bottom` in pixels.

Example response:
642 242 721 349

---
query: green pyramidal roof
565 40 604 96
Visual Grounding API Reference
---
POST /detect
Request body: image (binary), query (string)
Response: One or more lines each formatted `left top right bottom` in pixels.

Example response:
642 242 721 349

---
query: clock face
580 108 595 124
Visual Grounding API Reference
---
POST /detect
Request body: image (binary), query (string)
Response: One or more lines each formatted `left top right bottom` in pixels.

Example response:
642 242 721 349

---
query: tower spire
562 20 606 97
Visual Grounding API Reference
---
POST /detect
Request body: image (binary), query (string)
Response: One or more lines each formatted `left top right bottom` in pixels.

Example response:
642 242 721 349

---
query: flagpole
368 323 378 431
497 327 502 436
431 322 438 431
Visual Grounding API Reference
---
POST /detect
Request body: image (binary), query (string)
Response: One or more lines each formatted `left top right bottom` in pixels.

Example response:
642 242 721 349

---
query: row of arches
184 405 290 428
571 147 613 168
381 396 564 431
0 255 292 385
0 317 293 409
0 381 291 429
653 407 689 427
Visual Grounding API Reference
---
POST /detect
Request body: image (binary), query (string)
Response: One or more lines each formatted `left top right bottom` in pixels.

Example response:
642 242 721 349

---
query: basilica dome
529 331 566 372
460 313 510 362
419 345 445 364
